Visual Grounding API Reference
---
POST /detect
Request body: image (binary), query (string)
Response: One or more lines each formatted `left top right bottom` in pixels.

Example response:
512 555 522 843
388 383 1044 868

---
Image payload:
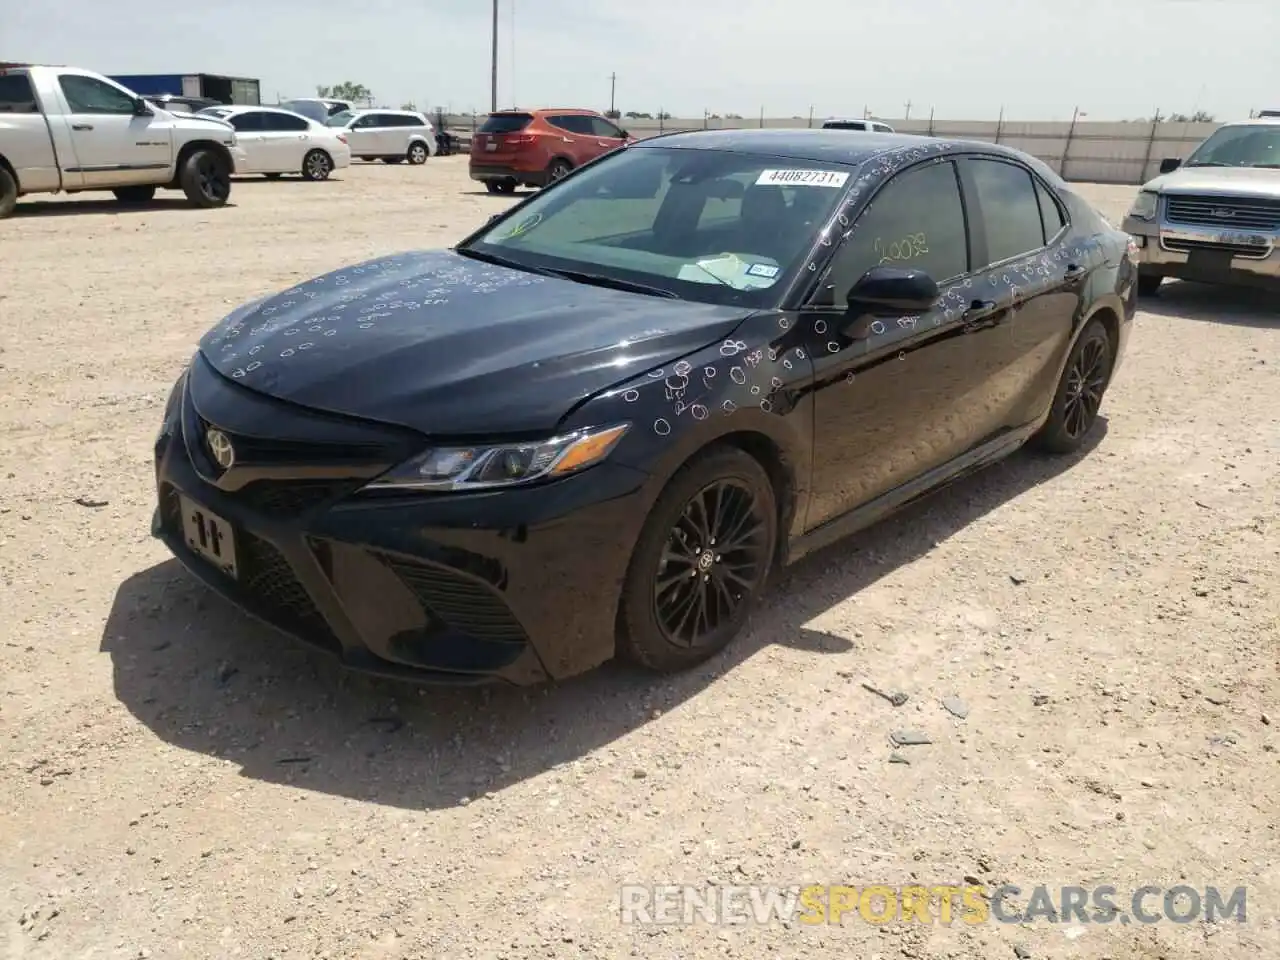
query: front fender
558 326 816 543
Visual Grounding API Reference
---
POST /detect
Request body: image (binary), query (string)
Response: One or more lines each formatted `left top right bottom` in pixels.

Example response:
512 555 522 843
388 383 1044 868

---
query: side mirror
843 266 940 338
1159 157 1181 174
133 98 152 116
617 129 629 139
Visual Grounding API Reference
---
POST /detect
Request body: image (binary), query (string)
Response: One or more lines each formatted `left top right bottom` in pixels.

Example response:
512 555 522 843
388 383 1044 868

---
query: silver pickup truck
1123 118 1280 295
0 64 247 218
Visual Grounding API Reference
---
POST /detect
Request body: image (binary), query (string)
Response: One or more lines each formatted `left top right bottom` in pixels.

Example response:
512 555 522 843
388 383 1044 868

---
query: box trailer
107 73 261 106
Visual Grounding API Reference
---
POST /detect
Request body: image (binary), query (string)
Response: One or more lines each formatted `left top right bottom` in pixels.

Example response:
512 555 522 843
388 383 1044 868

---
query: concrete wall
443 113 1225 185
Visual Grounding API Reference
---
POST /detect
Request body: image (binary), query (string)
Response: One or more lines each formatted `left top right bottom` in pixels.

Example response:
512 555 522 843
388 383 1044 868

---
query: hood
1145 165 1280 199
199 250 752 436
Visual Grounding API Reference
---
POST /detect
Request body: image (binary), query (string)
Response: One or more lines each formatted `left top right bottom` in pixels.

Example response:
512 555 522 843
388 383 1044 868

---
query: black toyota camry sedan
153 128 1137 685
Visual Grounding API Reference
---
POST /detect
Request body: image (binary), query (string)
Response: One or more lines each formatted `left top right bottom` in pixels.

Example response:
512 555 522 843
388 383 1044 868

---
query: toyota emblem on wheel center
206 428 235 470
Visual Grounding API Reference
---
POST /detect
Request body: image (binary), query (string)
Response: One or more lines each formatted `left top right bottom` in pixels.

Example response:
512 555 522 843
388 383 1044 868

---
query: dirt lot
1 159 1277 960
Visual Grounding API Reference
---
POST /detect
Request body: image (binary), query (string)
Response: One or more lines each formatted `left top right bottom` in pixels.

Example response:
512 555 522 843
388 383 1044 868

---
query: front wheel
619 447 777 673
112 185 156 204
1031 318 1113 455
178 149 230 208
0 166 16 218
301 149 333 181
406 142 429 165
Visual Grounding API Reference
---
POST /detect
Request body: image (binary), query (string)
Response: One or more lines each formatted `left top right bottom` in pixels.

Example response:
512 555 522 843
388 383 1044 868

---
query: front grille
1165 194 1280 232
196 416 388 466
231 480 356 517
377 553 528 644
1161 236 1271 259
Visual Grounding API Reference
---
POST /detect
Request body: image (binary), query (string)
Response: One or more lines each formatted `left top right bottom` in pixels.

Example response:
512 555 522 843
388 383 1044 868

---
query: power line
489 0 498 113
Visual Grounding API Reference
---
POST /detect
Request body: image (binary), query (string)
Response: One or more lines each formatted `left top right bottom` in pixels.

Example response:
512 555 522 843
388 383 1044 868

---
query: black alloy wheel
619 446 777 672
1032 318 1112 454
653 479 770 646
1062 334 1109 440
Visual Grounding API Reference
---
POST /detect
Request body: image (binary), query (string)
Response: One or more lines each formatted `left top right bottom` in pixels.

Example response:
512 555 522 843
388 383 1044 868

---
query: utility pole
490 0 499 112
904 100 911 120
609 72 616 115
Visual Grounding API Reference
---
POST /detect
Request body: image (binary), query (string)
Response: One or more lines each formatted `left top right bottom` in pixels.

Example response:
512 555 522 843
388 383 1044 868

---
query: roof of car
636 128 1017 166
526 108 603 116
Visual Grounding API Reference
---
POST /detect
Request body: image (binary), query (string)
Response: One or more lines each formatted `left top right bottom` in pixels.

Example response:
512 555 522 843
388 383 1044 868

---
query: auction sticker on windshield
756 169 849 188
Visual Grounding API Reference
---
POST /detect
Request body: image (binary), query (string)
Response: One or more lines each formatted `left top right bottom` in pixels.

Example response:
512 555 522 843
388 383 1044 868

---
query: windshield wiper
1185 161 1232 167
537 267 679 299
454 246 558 277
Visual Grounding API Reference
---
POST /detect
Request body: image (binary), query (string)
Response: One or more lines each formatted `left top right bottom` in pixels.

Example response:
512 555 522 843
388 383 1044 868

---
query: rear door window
1035 178 1067 240
962 158 1050 264
0 73 37 113
260 111 307 131
479 112 533 134
548 115 593 135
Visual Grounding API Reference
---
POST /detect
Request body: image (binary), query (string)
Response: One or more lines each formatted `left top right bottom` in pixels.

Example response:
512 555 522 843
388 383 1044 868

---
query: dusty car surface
153 129 1136 686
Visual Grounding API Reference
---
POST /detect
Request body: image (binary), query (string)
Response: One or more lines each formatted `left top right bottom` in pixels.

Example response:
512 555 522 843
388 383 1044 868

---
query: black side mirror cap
843 266 941 339
1159 157 1181 174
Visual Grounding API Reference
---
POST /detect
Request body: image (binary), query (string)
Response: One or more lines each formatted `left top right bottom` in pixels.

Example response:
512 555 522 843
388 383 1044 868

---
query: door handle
962 299 999 322
1063 263 1087 282
71 123 94 131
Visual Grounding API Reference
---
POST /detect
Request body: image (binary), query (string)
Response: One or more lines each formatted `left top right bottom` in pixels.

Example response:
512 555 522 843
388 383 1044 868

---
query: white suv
327 109 437 164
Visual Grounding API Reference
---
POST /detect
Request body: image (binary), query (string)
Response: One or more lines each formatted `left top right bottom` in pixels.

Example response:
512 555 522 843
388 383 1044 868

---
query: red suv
469 108 633 194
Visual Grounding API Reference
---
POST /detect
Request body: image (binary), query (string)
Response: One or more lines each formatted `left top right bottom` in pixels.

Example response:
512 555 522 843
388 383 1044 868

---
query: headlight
1127 191 1159 220
364 423 631 492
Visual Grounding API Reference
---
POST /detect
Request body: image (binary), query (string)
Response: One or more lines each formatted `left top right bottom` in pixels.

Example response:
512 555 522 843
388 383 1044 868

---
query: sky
8 0 1279 121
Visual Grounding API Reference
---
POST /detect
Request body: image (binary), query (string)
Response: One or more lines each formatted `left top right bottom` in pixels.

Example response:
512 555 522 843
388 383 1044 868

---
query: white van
326 109 437 164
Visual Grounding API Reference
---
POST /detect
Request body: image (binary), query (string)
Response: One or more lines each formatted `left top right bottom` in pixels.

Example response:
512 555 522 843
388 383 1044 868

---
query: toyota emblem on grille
206 429 235 470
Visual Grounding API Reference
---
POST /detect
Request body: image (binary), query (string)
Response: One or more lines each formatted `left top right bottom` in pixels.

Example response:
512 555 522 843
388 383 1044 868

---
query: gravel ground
1 160 1277 960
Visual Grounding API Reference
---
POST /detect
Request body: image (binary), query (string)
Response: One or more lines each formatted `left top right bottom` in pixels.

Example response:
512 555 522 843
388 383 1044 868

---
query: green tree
1168 111 1215 123
317 82 373 105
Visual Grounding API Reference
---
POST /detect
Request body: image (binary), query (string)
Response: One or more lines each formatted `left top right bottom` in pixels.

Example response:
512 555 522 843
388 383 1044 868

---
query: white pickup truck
0 64 246 218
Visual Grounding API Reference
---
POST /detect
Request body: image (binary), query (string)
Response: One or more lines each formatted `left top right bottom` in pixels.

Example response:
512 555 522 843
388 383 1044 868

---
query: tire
486 179 516 194
112 185 156 204
1032 318 1113 455
546 158 572 182
1137 272 1163 297
618 446 778 673
406 142 428 165
301 149 333 181
264 173 283 180
0 166 16 219
178 148 231 208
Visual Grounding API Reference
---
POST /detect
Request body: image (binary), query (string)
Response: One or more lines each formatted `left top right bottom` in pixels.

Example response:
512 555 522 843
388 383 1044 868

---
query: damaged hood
199 250 752 435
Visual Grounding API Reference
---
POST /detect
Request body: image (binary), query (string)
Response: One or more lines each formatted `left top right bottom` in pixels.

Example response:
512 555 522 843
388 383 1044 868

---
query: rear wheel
406 141 428 165
1032 318 1113 455
546 158 572 183
486 179 517 194
618 447 777 673
1137 271 1163 297
301 149 333 181
178 148 231 208
0 166 17 218
112 185 156 204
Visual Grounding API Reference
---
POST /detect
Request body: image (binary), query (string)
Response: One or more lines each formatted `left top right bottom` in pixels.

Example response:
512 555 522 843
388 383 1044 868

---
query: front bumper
229 145 250 175
152 354 652 685
1123 212 1280 288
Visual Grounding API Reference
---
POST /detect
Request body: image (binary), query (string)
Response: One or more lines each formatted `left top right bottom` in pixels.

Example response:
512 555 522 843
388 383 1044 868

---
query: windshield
480 112 533 134
326 109 356 127
460 145 851 307
1185 125 1280 168
281 101 332 124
